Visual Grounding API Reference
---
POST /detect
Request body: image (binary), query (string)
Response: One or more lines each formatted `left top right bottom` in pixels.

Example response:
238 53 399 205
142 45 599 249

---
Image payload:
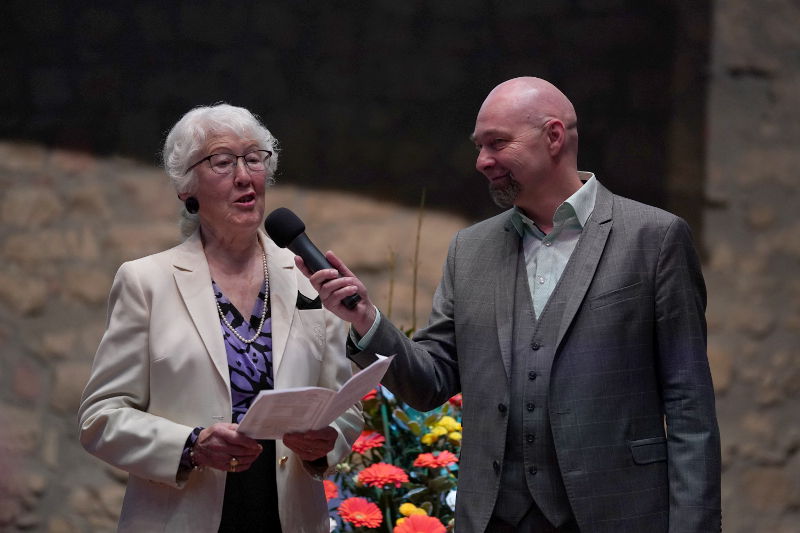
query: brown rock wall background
0 0 798 531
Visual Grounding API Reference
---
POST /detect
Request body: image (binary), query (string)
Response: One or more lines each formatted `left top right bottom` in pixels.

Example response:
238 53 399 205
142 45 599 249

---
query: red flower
358 462 409 488
353 430 386 454
448 393 462 408
413 450 459 468
362 388 378 401
338 497 383 528
323 479 338 500
394 514 446 533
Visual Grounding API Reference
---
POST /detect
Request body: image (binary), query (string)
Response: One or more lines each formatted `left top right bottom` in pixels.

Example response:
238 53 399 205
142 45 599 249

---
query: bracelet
189 448 205 471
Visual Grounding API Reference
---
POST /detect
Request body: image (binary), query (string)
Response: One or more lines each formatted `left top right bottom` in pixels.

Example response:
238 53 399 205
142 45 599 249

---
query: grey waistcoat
494 245 575 527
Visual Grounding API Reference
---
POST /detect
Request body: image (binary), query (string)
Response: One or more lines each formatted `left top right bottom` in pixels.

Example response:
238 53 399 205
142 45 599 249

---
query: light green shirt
355 172 598 347
510 172 597 317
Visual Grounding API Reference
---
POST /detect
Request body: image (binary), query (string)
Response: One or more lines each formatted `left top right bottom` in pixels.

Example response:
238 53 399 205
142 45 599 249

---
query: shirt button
528 371 538 380
526 434 535 443
526 402 535 411
497 403 507 414
531 342 541 350
544 241 552 247
529 465 538 475
537 276 545 284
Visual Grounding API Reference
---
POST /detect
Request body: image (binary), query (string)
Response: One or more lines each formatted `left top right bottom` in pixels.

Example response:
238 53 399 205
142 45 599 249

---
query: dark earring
185 196 199 214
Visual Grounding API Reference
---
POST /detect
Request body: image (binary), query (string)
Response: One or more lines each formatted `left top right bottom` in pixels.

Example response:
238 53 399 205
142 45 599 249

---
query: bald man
301 77 721 532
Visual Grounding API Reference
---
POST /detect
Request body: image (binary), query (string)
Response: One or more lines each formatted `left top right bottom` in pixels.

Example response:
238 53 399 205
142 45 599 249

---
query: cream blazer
78 230 362 533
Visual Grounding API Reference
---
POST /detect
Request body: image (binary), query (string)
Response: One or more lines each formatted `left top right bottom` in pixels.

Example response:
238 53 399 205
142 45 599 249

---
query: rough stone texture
706 0 800 530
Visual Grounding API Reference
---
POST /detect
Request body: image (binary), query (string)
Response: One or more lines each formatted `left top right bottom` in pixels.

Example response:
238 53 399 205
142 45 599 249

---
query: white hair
161 103 279 236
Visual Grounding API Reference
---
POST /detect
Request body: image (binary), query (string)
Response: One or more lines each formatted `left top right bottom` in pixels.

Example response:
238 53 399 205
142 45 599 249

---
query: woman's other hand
283 426 338 462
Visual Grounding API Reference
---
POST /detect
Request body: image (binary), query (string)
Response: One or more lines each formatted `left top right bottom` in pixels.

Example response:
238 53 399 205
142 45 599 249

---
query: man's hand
295 250 377 336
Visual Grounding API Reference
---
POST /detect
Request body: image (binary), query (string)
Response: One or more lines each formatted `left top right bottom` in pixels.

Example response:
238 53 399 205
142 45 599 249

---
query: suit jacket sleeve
655 218 721 531
78 262 193 488
349 234 462 411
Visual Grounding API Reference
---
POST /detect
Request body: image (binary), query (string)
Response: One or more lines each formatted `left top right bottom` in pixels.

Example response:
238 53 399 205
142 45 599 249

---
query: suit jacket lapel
495 215 519 380
172 231 230 388
555 182 613 349
263 233 296 377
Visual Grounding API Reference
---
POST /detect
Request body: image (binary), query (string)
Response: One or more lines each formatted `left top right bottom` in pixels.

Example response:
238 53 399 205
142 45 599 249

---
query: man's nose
475 148 494 174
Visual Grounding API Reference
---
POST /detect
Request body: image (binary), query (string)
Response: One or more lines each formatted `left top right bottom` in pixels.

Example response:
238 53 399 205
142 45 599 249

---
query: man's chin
489 180 520 209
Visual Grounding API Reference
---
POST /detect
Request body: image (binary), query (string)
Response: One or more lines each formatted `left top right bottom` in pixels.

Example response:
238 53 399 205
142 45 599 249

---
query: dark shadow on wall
2 0 709 233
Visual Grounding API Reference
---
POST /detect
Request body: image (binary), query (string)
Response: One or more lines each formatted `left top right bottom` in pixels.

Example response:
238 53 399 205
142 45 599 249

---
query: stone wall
704 1 800 531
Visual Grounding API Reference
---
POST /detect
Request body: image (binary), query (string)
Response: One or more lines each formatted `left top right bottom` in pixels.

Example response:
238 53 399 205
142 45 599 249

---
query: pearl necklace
216 250 269 344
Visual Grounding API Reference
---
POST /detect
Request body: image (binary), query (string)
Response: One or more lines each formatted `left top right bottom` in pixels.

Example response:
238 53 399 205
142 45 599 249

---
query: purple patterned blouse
179 279 273 471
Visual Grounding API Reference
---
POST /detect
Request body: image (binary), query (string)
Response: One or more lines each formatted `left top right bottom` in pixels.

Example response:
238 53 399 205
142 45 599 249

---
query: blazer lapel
172 231 230 388
263 232 297 376
495 215 520 380
555 182 613 349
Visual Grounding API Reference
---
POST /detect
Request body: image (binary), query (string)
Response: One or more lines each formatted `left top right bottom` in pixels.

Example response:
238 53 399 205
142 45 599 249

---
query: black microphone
265 207 361 310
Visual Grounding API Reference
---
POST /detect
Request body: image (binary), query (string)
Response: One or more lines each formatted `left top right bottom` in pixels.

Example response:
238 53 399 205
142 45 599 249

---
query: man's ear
546 120 566 156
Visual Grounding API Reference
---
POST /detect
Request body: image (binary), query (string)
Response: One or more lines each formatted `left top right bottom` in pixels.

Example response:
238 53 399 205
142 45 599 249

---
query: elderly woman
78 104 362 532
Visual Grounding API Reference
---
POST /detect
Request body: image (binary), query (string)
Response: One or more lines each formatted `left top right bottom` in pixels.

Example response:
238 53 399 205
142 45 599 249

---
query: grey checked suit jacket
350 182 721 532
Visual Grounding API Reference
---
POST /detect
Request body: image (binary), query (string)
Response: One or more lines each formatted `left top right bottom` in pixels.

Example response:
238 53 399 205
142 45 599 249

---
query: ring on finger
229 457 239 472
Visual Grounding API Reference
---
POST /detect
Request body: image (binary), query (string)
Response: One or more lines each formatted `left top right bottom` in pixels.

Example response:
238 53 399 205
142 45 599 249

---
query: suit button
526 402 535 412
531 342 541 350
528 371 538 380
526 434 535 443
529 465 538 475
497 403 507 414
493 460 500 473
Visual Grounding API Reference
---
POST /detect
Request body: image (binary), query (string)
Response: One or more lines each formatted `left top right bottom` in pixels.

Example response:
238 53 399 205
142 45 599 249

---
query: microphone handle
288 234 362 310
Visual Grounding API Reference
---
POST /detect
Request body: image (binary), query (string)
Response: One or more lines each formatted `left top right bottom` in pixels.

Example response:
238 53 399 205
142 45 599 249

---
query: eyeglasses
184 149 272 175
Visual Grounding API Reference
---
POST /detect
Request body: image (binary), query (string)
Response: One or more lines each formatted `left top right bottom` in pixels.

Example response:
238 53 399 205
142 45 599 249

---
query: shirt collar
510 172 598 238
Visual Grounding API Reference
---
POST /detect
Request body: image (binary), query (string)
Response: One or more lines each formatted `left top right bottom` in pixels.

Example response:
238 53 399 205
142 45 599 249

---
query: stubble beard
489 177 521 209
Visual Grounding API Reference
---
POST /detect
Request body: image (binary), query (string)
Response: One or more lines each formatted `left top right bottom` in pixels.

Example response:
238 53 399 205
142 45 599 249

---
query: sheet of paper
237 354 394 439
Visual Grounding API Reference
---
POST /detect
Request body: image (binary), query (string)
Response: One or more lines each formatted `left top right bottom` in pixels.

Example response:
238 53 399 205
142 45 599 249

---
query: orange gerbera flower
394 514 446 533
338 497 383 528
323 479 338 500
413 450 459 469
362 388 378 401
358 462 409 488
353 430 386 454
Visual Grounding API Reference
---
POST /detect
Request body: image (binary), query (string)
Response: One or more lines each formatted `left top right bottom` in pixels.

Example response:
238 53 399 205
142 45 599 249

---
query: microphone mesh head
264 207 306 248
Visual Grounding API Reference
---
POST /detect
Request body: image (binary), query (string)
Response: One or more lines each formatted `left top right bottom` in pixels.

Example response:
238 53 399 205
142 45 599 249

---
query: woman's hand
294 251 377 336
283 426 338 462
191 423 262 473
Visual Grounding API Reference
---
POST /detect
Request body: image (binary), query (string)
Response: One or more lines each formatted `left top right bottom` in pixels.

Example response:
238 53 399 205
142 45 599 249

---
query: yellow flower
431 426 448 437
437 416 461 432
421 432 439 445
448 431 462 444
399 503 418 517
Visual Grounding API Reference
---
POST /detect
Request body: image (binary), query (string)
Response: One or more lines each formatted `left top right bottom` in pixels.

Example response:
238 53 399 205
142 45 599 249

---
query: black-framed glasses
184 149 272 175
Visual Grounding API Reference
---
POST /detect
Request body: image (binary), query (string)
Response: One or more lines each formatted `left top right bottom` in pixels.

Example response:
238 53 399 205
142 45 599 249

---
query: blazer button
497 403 507 414
528 465 538 475
526 402 535 412
528 370 538 380
531 342 541 350
526 434 535 443
279 456 288 466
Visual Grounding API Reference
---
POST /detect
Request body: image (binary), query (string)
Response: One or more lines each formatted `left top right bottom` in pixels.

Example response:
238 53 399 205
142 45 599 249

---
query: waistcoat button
531 342 541 350
529 465 538 475
526 402 535 412
526 434 535 443
528 371 538 380
497 403 507 414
